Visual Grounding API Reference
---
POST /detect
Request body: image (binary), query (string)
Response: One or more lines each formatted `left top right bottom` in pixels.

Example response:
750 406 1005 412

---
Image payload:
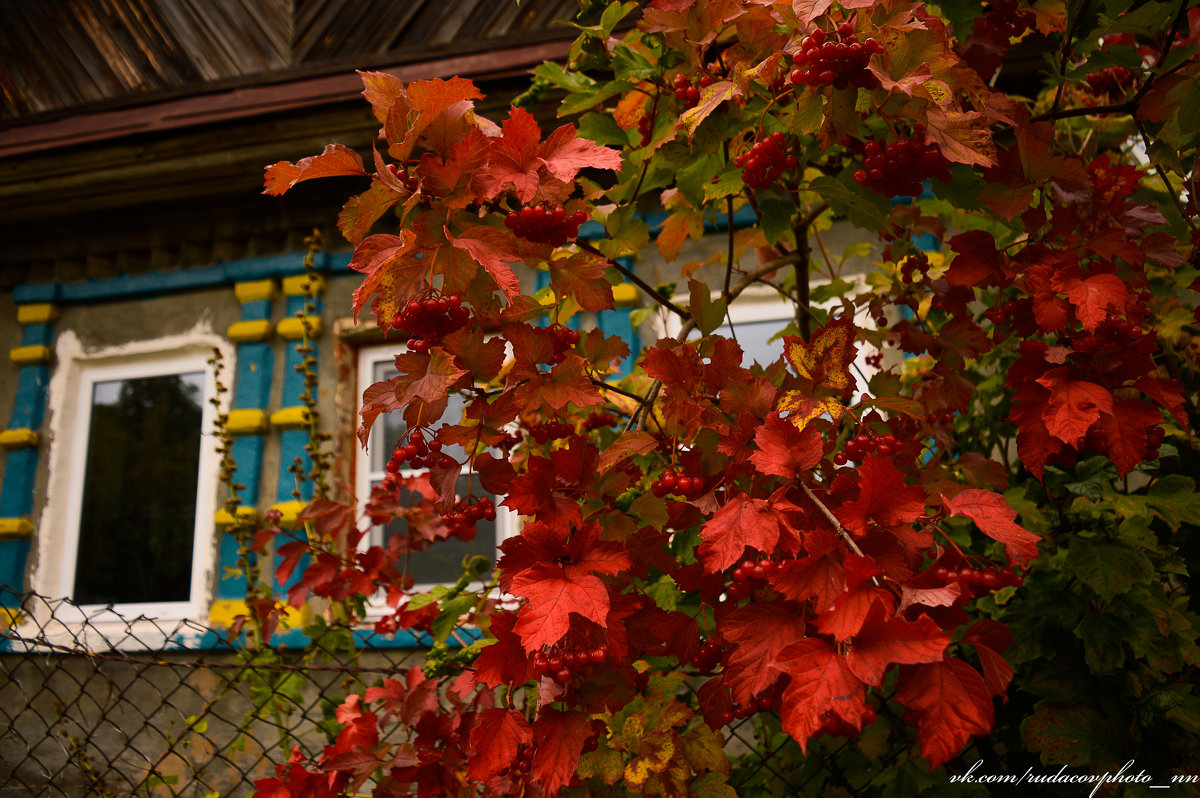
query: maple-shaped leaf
749 411 824 479
769 550 846 612
1098 399 1164 477
550 252 615 312
349 230 427 324
845 603 950 687
1051 270 1128 332
597 430 659 473
364 666 440 726
942 489 1040 566
679 80 744 136
263 143 367 196
337 180 403 246
468 708 531 781
895 660 994 769
776 391 846 433
1036 368 1114 445
538 122 624 182
838 454 927 538
699 494 799 573
783 316 857 393
960 619 1014 697
814 586 895 641
448 225 525 300
924 106 997 168
532 709 592 796
720 603 807 705
394 348 468 418
512 562 610 651
774 638 869 752
375 75 483 162
473 612 534 688
515 356 605 413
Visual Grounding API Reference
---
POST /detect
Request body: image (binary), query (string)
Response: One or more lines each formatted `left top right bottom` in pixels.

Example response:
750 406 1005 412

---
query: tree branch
576 239 690 319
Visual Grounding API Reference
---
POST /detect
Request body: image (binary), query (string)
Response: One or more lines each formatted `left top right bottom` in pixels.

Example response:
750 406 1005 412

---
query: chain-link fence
0 588 425 797
0 588 812 797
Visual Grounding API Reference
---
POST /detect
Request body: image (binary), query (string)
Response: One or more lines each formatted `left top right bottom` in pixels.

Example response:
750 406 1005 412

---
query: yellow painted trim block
16 303 59 325
9 345 51 365
0 518 33 539
0 607 24 633
209 599 307 630
215 506 260 527
270 500 309 528
0 429 38 449
613 283 638 306
269 406 311 429
282 273 325 296
225 408 269 435
276 315 323 339
234 280 276 303
227 319 274 342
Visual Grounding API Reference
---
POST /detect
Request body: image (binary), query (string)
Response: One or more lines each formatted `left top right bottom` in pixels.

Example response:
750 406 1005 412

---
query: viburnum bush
255 0 1200 795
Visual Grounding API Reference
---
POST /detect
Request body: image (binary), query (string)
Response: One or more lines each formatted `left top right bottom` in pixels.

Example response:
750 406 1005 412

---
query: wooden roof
0 0 577 123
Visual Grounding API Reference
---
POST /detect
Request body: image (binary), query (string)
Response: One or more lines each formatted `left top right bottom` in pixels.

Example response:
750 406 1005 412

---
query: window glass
73 372 205 605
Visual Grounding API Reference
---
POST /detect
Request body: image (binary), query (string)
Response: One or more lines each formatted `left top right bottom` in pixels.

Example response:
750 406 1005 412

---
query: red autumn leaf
769 551 846 612
774 638 870 752
749 411 824 479
793 0 835 26
511 563 610 651
814 586 895 641
679 80 744 136
538 122 624 182
943 488 1041 566
838 454 927 536
531 709 591 796
1098 399 1164 477
473 613 534 689
337 180 403 246
364 667 440 726
381 76 484 163
550 252 615 312
467 708 531 781
699 494 798 573
1036 368 1114 445
720 603 807 705
945 230 1005 288
447 225 525 300
845 603 950 687
263 143 367 196
597 430 659 473
961 619 1015 697
348 230 426 324
923 106 997 168
393 348 469 422
1051 271 1128 332
895 660 995 769
783 315 857 393
476 106 543 202
515 356 605 413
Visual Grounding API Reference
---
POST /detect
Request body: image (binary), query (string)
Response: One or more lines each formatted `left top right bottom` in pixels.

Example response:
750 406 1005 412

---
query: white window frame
354 342 519 600
35 332 229 637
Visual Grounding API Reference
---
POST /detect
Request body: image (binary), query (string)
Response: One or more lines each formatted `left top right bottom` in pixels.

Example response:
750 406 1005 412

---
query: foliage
255 0 1200 794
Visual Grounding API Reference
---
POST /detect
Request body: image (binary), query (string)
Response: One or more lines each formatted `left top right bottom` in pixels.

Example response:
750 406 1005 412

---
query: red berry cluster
733 132 797 190
583 411 618 431
529 420 573 444
1085 66 1133 100
712 688 783 727
532 643 609 684
899 253 930 284
789 23 883 90
443 495 496 540
933 564 1022 598
496 429 523 454
637 115 653 147
672 73 712 109
547 323 581 364
508 743 536 780
690 639 724 674
864 351 883 369
651 468 706 498
834 432 900 465
385 163 420 192
852 128 952 197
726 557 777 601
386 430 456 473
389 294 471 353
505 204 588 246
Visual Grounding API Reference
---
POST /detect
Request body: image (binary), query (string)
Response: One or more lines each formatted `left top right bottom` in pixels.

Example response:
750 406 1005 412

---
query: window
355 344 518 591
37 337 224 623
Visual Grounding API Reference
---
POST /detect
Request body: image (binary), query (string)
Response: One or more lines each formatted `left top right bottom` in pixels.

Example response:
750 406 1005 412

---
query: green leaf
691 772 738 798
578 742 626 785
578 112 630 148
1063 538 1154 600
757 198 796 246
1073 612 1132 672
600 1 639 37
1146 474 1200 529
1064 456 1118 502
689 279 727 336
611 43 656 82
680 721 731 776
645 574 682 611
1021 702 1124 768
810 278 856 304
807 174 891 231
677 153 721 207
599 205 651 259
561 80 634 118
532 61 595 94
431 593 475 645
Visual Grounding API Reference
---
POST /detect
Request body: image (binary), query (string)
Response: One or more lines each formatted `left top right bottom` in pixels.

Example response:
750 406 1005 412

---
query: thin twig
800 483 866 558
576 239 690 319
1135 119 1198 231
